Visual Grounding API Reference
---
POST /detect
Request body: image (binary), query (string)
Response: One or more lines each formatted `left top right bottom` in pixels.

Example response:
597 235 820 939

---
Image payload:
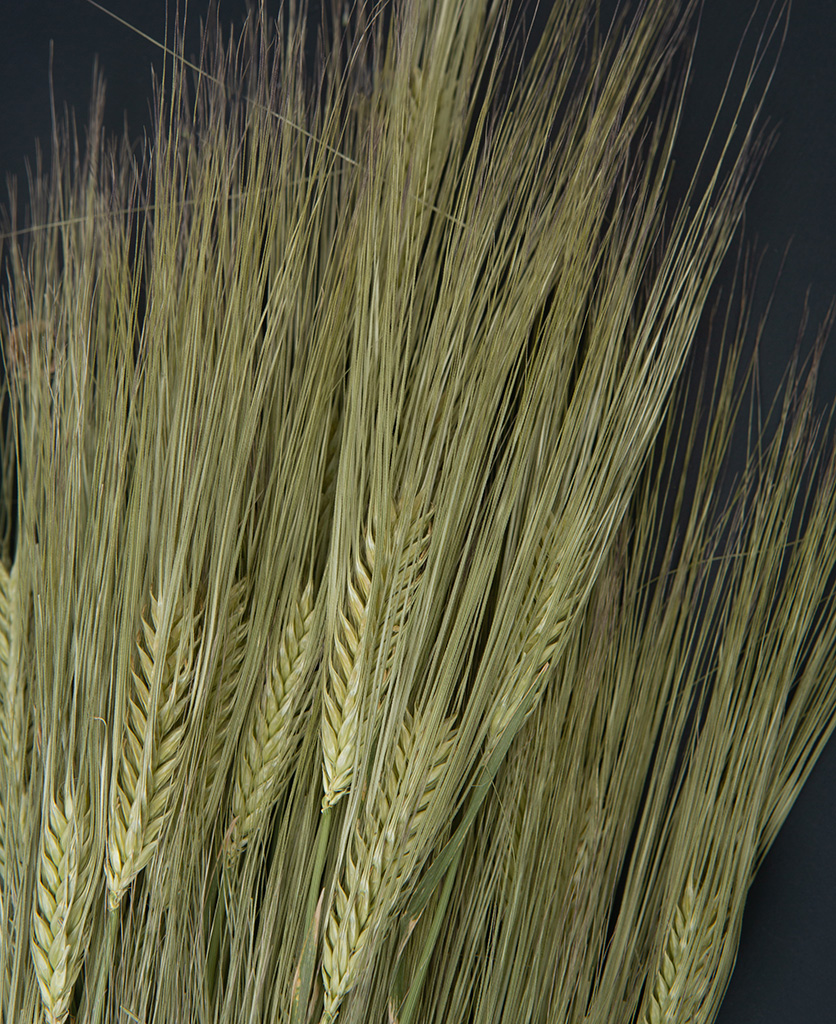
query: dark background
1 2 834 1020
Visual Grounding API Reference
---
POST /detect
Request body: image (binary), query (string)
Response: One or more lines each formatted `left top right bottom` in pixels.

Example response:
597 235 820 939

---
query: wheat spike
229 582 315 853
641 876 719 1024
0 560 10 886
321 520 376 811
321 711 454 1023
317 400 344 571
30 778 94 1024
0 558 23 893
200 579 250 805
0 559 13 699
0 801 7 896
0 558 24 782
489 538 565 741
321 498 433 812
381 500 433 663
106 588 200 910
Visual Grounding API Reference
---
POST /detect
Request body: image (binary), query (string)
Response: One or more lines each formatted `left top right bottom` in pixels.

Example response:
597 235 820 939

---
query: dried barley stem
229 582 315 854
321 711 454 1023
106 588 200 910
30 778 95 1024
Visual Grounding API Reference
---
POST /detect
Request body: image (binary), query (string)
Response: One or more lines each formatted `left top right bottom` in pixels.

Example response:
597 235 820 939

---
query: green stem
205 857 227 1004
306 805 332 929
392 852 460 1024
290 805 333 1024
88 905 120 1024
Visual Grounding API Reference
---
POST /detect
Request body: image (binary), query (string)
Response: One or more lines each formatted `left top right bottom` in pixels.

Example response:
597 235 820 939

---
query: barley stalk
106 588 200 910
30 776 95 1024
321 711 454 1023
229 582 315 854
321 520 376 811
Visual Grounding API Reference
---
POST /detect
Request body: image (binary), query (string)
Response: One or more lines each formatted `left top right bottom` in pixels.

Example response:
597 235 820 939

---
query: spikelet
228 582 315 853
30 777 95 1024
320 496 434 813
380 499 433 667
0 559 13 691
0 560 11 885
321 711 454 1023
106 588 200 910
401 65 455 203
317 400 344 572
640 876 720 1024
0 559 23 782
199 578 250 807
0 558 24 892
321 519 376 810
489 534 565 741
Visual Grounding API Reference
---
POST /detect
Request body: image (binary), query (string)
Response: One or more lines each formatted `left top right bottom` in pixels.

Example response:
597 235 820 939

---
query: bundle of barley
1 2 835 1023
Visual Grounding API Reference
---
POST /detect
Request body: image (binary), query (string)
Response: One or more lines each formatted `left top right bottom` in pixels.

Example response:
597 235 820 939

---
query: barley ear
0 558 24 780
321 521 376 810
0 559 12 885
229 582 315 854
380 499 433 666
317 400 344 573
106 589 200 910
321 711 454 1023
0 557 26 894
0 558 12 709
200 578 250 807
30 775 95 1024
640 875 720 1024
489 541 565 742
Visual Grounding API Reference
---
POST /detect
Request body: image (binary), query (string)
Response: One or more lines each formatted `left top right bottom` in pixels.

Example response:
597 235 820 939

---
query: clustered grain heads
31 777 96 1024
1 2 835 1023
106 587 200 910
321 710 455 1023
229 582 316 854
